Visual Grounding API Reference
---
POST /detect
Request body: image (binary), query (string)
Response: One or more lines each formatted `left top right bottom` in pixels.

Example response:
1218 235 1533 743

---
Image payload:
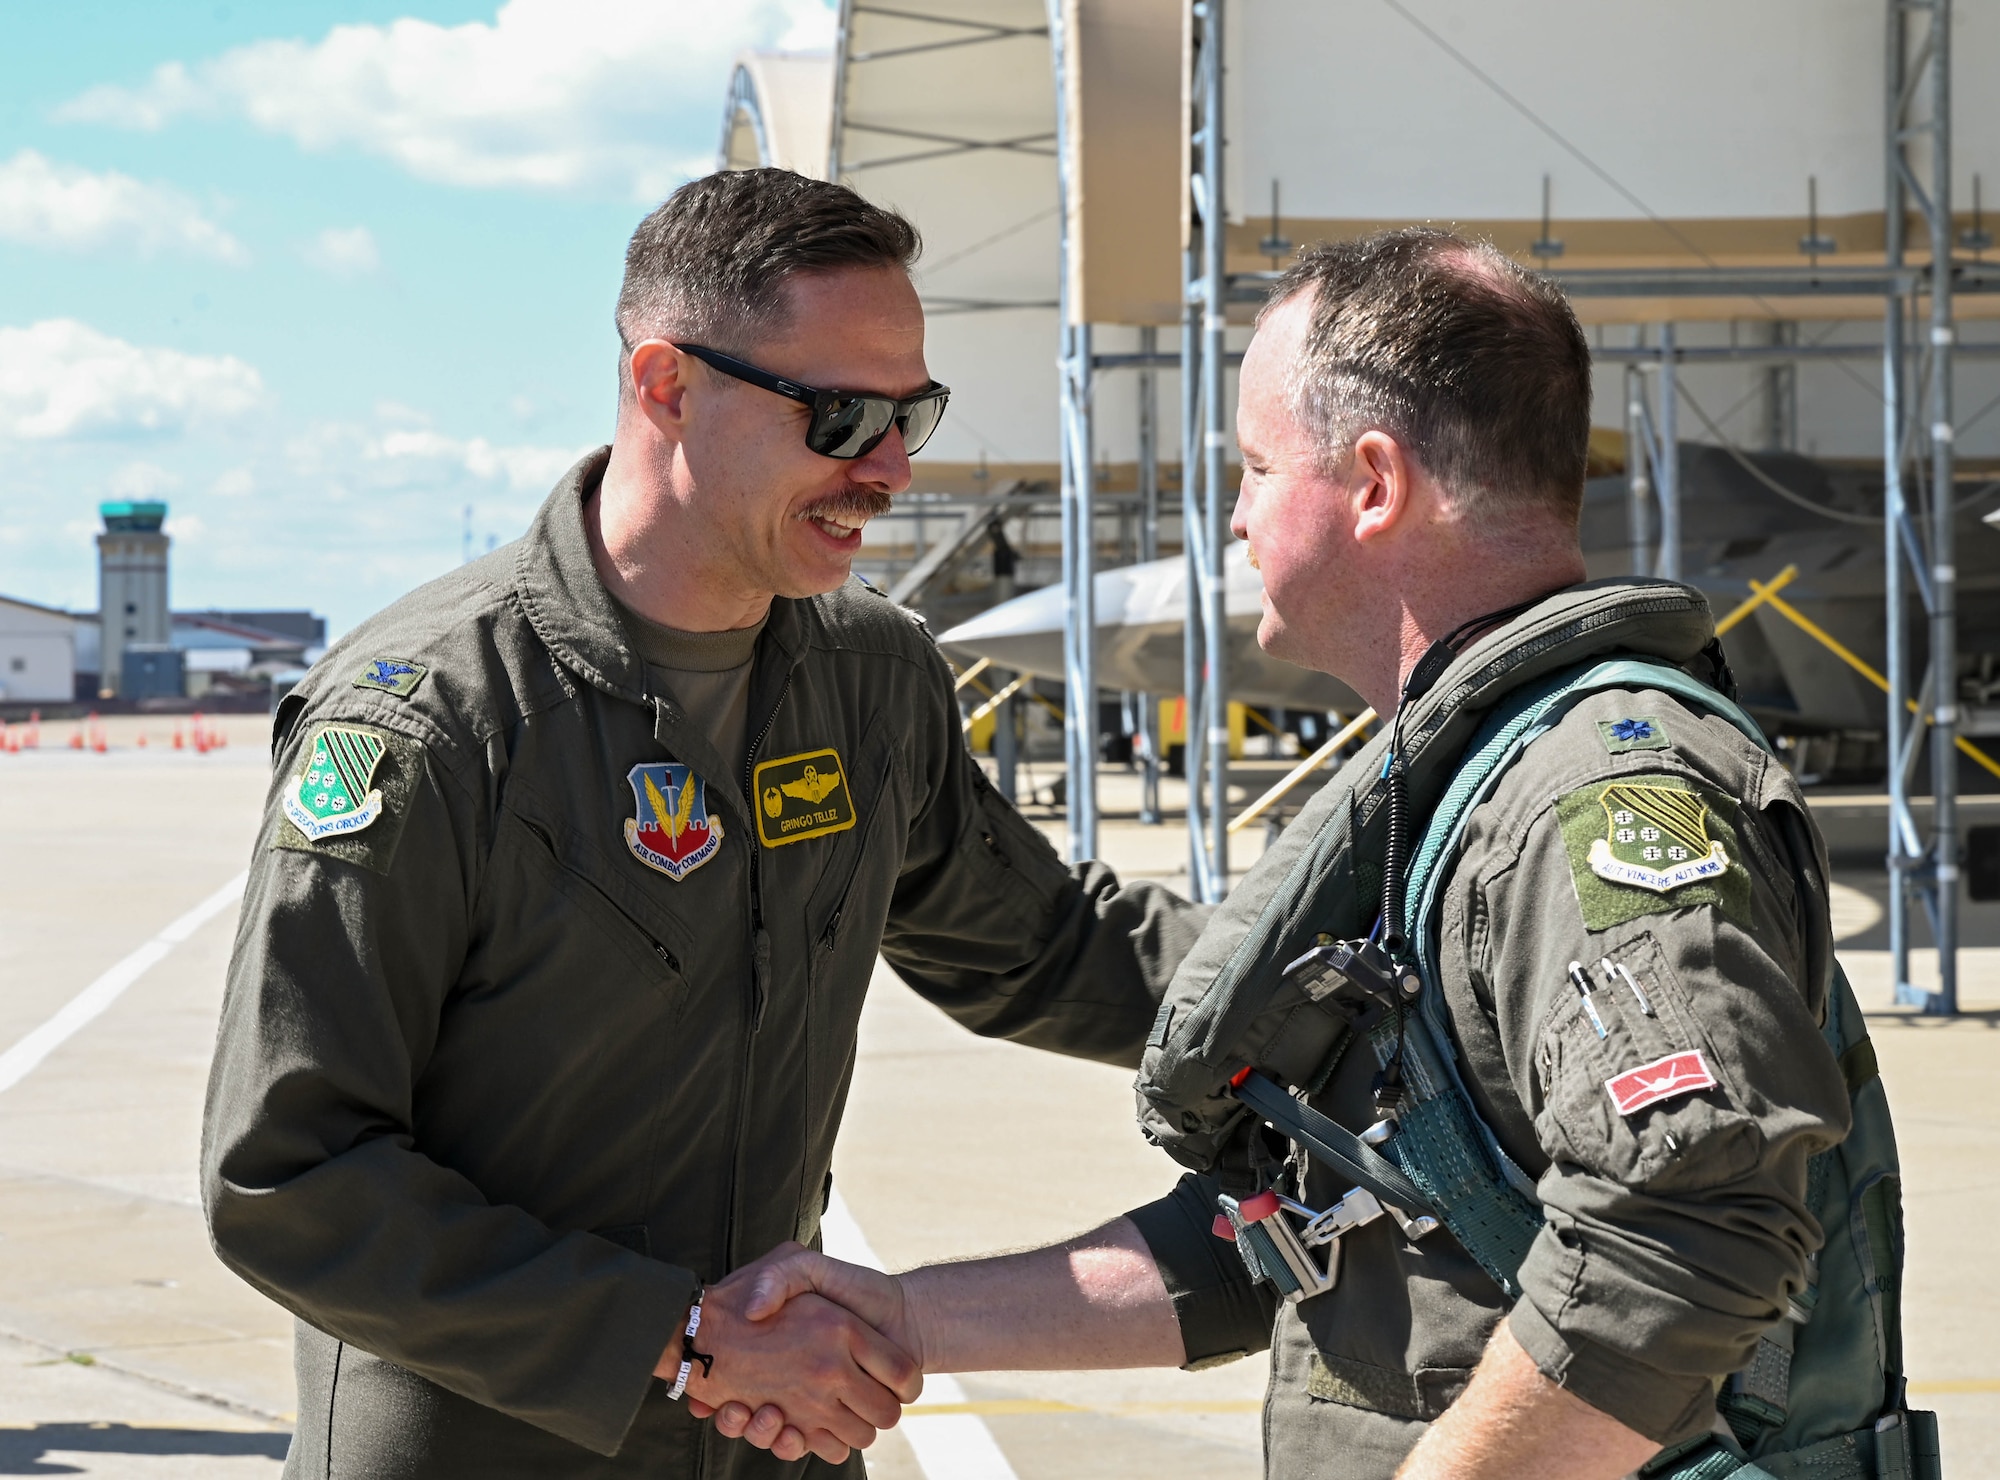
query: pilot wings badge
1586 782 1730 893
624 762 723 881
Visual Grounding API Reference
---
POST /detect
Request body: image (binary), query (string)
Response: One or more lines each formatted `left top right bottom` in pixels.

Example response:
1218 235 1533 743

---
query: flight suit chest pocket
1533 931 1762 1191
803 742 901 986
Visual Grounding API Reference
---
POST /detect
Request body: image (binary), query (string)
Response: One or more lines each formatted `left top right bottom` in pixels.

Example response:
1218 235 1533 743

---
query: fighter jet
936 540 1360 711
934 445 2000 747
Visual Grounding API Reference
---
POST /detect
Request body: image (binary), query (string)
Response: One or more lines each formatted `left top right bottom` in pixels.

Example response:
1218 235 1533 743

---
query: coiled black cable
1380 754 1410 952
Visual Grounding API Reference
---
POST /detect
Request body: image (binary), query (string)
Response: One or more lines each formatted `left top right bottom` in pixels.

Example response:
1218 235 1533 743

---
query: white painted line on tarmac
822 1191 1020 1480
0 872 248 1097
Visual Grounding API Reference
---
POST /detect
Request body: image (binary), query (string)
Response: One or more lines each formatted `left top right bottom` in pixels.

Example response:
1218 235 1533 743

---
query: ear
625 340 694 439
1349 430 1418 545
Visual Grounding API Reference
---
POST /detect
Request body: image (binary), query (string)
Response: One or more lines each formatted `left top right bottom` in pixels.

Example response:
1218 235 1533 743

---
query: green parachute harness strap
1383 658 1937 1480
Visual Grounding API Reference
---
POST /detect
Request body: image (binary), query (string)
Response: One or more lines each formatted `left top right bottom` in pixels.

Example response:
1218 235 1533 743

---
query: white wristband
664 1293 706 1401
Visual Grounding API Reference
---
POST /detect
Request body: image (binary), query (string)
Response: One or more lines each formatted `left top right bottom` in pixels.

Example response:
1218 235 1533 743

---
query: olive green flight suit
203 449 1209 1478
1128 583 1854 1479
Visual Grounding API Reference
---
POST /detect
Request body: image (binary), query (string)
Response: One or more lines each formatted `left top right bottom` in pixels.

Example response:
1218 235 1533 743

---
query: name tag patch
1606 1049 1716 1116
754 747 856 847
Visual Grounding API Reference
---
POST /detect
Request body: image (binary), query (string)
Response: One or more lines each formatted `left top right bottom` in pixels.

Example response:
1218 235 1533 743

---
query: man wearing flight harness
201 169 1208 1477
722 230 1936 1479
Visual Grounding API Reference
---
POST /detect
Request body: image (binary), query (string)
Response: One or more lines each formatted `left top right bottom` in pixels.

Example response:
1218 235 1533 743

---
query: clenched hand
687 1243 923 1458
662 1245 922 1465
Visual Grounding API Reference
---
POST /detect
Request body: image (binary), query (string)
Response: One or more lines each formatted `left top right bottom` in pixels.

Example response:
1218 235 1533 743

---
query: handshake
652 1215 1183 1464
656 1243 927 1465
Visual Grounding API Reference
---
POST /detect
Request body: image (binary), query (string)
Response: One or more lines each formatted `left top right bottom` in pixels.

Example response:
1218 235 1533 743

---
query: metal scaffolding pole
1049 0 1096 861
1624 354 1652 578
1656 322 1681 582
1136 323 1164 825
1887 0 1959 1013
1183 0 1230 901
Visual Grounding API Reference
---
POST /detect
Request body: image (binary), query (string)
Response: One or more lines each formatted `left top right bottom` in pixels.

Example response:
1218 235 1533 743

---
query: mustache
797 486 894 522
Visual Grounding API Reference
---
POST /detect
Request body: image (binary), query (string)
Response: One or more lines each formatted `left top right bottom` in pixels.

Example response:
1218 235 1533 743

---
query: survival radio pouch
1137 653 1940 1480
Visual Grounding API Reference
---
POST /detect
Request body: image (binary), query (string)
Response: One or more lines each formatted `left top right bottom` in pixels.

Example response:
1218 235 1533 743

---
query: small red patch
1605 1050 1716 1116
1212 1214 1237 1242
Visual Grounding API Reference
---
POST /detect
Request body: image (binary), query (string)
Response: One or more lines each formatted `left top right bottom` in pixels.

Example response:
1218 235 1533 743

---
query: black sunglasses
673 343 950 460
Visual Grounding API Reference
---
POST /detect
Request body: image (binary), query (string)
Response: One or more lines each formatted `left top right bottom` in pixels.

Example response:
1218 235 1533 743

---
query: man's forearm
901 1215 1184 1373
1396 1322 1658 1480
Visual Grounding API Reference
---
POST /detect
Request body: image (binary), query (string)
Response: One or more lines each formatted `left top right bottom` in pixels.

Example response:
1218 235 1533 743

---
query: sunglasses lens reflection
898 393 947 456
809 396 896 459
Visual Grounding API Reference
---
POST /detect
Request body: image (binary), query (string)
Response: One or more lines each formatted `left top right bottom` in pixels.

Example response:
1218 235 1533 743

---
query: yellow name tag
753 747 857 847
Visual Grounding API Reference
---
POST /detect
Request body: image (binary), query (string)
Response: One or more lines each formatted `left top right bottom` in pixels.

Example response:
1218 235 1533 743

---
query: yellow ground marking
1908 1377 2000 1395
906 1399 1264 1417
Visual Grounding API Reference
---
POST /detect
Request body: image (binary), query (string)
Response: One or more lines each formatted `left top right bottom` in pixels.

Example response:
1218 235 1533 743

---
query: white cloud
367 426 584 492
300 224 380 276
108 460 182 498
0 149 246 263
59 0 837 200
211 466 255 497
0 319 265 440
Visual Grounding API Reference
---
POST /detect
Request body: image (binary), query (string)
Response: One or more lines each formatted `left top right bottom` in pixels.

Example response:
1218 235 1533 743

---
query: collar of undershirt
616 597 768 673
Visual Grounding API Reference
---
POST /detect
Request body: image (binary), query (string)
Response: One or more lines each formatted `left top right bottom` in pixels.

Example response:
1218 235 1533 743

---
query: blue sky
0 0 833 634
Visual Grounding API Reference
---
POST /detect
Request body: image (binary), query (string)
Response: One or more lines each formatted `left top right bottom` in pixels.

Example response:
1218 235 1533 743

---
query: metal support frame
1183 0 1231 901
1136 324 1165 824
1885 0 1959 1014
1622 329 1682 583
1049 0 1098 862
1624 354 1652 578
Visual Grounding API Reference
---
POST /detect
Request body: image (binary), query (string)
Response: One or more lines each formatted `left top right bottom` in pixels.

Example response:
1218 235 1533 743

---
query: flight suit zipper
721 673 791 1284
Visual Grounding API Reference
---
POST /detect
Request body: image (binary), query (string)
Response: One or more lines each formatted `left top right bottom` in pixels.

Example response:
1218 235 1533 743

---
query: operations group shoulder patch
754 747 856 848
1555 774 1752 931
354 657 429 698
285 725 389 840
275 721 422 875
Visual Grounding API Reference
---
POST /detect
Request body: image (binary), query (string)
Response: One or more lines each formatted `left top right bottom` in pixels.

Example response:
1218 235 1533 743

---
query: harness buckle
1217 1184 1437 1305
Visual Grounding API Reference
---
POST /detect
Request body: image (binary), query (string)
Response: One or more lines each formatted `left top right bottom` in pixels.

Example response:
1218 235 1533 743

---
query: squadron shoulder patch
353 657 428 699
753 747 856 848
1556 775 1751 931
274 722 421 875
285 726 388 839
624 762 723 881
1597 716 1670 753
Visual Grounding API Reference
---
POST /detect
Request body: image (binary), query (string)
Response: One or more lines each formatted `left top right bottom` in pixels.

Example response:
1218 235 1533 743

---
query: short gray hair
1266 227 1592 526
616 168 921 356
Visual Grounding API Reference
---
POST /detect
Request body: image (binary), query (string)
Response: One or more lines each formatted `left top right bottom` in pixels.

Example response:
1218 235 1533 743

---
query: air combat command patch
624 762 723 881
753 747 856 848
1556 775 1751 931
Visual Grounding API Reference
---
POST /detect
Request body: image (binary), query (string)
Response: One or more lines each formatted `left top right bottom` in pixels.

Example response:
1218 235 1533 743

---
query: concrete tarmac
0 720 1992 1475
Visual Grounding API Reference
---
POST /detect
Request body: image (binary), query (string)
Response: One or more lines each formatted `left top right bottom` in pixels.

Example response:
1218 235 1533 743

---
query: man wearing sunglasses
201 167 1208 1480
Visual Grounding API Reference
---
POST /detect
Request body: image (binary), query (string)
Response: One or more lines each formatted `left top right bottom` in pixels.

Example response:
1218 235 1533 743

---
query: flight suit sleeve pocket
1534 930 1763 1190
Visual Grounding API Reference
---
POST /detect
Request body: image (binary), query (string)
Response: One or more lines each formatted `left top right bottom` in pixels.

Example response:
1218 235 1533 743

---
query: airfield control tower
97 501 170 699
